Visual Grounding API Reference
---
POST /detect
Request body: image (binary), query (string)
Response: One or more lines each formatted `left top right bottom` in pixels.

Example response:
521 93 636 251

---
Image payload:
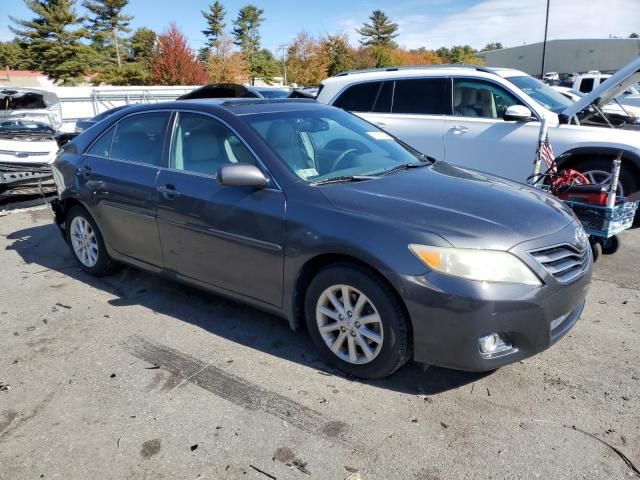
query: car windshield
244 108 425 182
256 89 291 99
0 118 55 135
508 75 573 113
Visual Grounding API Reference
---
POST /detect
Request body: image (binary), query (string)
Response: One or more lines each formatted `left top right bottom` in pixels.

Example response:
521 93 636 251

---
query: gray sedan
50 99 591 379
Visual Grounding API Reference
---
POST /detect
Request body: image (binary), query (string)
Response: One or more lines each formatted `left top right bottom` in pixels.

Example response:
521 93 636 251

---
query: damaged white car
0 88 62 198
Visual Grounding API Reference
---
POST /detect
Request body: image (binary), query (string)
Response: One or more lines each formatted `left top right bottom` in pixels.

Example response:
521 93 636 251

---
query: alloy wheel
315 284 384 365
70 216 99 268
582 169 624 197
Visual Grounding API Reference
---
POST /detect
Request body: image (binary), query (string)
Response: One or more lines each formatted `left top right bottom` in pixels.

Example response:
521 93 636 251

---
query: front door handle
76 166 92 178
157 184 181 200
374 121 387 128
449 125 469 134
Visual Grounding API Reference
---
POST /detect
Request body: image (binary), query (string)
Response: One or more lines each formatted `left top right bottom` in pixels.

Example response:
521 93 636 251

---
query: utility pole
277 44 288 86
540 0 550 79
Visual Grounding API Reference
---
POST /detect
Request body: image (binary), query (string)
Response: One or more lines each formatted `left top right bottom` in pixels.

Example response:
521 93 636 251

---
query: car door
81 111 170 266
155 111 286 307
444 78 541 182
333 78 449 160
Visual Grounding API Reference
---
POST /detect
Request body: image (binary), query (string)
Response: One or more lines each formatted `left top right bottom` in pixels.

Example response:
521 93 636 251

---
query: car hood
319 162 575 250
562 56 640 118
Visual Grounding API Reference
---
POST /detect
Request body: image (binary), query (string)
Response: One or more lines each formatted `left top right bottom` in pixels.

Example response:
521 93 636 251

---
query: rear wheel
573 158 639 226
304 265 411 379
573 158 637 198
66 205 120 276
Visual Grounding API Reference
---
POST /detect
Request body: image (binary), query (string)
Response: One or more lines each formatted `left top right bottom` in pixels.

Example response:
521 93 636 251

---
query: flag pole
531 117 549 185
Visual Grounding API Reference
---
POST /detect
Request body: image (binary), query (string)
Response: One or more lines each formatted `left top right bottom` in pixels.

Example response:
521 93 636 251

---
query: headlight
408 244 541 286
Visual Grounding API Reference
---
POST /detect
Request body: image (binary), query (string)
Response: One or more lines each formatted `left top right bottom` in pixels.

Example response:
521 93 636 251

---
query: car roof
321 64 530 86
112 98 329 116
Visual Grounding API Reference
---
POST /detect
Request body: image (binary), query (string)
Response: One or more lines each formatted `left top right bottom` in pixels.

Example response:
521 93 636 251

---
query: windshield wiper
381 162 428 176
310 175 378 186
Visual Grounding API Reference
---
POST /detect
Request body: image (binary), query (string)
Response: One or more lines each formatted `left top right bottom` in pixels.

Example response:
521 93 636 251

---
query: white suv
316 59 640 197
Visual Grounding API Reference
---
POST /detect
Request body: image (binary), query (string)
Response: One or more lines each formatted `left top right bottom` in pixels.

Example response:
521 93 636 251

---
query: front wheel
304 265 411 379
66 205 120 276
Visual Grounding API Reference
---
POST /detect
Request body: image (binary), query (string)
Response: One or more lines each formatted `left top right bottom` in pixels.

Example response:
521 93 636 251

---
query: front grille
528 243 590 284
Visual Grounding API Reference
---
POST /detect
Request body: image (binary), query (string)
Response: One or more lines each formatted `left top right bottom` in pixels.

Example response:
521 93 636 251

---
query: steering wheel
331 148 359 172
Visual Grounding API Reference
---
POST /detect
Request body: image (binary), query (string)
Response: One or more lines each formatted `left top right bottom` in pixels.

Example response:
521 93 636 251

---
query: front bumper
391 224 592 371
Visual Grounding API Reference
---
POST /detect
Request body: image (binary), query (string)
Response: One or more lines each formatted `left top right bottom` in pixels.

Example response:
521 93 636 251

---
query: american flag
538 133 556 173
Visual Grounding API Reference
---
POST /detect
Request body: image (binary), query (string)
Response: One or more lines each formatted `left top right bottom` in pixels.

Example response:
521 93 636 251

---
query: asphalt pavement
0 206 638 479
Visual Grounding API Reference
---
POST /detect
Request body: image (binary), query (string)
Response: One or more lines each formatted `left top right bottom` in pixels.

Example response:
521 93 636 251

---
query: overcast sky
2 0 640 51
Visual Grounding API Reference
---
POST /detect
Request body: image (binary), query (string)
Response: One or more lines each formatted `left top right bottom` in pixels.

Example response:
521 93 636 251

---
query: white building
478 38 640 76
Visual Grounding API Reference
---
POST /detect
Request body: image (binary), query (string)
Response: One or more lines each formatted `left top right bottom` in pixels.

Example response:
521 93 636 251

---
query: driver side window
453 79 522 119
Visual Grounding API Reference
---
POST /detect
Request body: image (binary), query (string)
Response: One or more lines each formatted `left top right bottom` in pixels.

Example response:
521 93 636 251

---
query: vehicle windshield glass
244 108 424 182
508 75 573 113
257 89 290 99
0 118 55 135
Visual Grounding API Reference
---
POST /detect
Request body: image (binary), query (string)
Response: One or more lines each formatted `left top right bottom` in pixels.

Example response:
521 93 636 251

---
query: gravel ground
0 206 638 480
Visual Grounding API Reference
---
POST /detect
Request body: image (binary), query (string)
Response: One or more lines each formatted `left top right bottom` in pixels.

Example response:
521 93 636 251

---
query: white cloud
393 0 640 49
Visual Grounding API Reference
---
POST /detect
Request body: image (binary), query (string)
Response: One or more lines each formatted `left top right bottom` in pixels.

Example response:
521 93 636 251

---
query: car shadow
5 222 492 395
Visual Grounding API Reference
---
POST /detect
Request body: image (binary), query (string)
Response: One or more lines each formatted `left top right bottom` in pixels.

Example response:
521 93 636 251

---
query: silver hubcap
70 216 99 267
583 169 624 197
316 284 384 365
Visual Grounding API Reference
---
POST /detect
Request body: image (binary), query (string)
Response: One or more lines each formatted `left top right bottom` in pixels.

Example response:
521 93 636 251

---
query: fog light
479 333 512 355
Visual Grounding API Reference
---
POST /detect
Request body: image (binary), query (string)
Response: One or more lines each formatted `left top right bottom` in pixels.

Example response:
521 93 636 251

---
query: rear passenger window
333 82 381 112
86 125 115 157
392 78 451 115
110 112 170 165
373 81 393 113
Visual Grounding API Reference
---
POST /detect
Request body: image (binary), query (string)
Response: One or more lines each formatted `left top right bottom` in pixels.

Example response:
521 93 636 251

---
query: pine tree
83 0 132 68
10 0 94 84
202 1 225 53
130 27 156 63
232 4 264 84
356 10 399 49
0 40 34 70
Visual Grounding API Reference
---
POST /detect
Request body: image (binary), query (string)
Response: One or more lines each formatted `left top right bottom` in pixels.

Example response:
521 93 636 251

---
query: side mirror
55 132 78 148
504 105 533 122
218 163 269 188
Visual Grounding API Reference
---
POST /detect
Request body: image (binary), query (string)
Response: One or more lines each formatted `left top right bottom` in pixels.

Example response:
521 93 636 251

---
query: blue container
564 200 639 238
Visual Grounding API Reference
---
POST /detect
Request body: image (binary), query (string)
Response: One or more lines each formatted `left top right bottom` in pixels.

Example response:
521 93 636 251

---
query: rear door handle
449 125 469 134
157 184 181 200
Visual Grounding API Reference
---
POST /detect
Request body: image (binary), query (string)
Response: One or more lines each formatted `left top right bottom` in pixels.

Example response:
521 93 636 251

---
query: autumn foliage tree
286 32 329 86
151 24 207 85
207 36 248 83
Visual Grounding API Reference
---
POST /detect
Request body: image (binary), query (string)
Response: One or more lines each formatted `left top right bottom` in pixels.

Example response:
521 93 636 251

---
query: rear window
333 82 381 112
392 78 451 115
578 78 594 94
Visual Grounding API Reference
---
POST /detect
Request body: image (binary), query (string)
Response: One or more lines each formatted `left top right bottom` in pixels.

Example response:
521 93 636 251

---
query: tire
65 205 120 276
573 157 640 227
601 235 620 255
304 264 411 379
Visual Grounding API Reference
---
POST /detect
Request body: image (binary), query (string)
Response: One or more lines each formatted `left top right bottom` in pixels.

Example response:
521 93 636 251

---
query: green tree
91 62 150 85
10 0 94 85
202 1 225 52
252 48 279 84
481 42 503 51
130 27 156 63
630 33 639 38
356 10 399 48
0 40 33 70
83 0 132 68
321 33 356 76
436 45 482 64
232 4 264 84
